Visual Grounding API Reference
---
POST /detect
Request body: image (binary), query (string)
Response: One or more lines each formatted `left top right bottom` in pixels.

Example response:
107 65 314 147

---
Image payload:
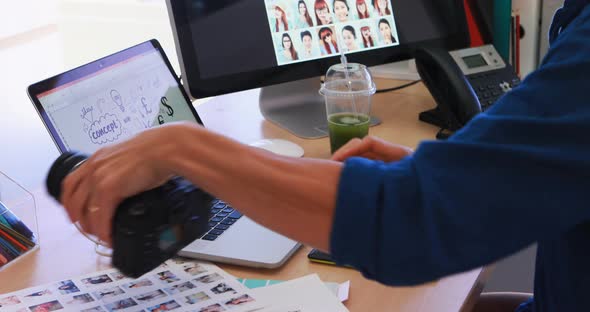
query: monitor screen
29 41 201 154
167 0 469 98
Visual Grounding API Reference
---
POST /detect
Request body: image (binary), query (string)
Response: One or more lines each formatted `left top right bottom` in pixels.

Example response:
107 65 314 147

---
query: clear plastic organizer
0 171 39 271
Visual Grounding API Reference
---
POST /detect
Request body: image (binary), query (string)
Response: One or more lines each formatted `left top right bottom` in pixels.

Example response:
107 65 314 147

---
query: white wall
0 1 58 39
57 0 178 70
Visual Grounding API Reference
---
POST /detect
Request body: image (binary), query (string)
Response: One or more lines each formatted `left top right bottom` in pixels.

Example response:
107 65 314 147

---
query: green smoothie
328 113 370 153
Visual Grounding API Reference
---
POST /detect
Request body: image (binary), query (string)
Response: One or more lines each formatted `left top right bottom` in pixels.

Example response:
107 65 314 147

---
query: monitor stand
259 77 381 139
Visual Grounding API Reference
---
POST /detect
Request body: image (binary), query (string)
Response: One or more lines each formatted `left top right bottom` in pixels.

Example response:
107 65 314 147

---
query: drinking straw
338 37 358 117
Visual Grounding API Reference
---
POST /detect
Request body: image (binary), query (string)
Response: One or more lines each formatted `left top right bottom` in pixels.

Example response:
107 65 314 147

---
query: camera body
47 151 211 278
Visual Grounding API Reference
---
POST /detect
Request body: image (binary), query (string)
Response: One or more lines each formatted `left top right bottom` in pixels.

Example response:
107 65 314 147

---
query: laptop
28 39 300 268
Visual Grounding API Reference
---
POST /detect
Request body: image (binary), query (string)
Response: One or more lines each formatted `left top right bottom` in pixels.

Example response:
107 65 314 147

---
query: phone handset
414 47 482 139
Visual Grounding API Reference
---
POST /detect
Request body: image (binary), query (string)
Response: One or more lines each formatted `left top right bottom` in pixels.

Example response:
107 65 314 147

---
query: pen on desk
309 258 338 266
0 214 11 227
1 209 33 239
0 245 15 261
0 223 35 247
0 228 27 252
0 236 19 259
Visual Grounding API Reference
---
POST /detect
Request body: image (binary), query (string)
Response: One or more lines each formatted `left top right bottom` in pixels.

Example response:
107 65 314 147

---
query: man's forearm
168 124 343 251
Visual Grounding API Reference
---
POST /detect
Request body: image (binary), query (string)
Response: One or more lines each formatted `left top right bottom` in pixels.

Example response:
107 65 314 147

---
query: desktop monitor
166 0 470 138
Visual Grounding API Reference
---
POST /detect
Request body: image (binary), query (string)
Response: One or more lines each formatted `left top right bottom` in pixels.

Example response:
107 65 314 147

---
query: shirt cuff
329 157 413 278
330 157 412 279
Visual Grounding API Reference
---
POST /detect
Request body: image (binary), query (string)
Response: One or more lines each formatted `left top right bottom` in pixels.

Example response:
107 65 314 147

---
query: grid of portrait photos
0 259 263 312
265 0 400 65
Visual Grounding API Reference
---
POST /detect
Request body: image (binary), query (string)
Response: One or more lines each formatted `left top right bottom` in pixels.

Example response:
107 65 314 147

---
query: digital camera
47 151 211 278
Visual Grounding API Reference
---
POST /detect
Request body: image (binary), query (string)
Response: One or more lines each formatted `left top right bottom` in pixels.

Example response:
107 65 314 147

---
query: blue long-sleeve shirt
331 2 590 311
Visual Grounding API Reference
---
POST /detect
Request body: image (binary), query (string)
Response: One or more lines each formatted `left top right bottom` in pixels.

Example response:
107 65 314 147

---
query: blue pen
0 243 16 261
0 239 16 261
0 236 20 258
0 214 11 228
1 209 33 239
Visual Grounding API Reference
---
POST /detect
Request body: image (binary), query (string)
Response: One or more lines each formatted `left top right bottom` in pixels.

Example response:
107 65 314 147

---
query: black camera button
119 227 136 236
128 203 147 216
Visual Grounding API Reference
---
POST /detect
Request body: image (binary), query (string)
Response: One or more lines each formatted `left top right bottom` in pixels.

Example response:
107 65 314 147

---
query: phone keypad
468 71 521 111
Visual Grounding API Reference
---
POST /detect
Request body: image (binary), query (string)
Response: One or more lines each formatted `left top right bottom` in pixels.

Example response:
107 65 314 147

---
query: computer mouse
249 139 305 158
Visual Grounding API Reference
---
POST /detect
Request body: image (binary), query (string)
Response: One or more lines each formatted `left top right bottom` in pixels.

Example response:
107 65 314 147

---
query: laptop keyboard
200 199 243 241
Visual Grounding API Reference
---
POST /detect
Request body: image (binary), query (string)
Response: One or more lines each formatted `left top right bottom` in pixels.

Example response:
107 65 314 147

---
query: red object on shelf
515 13 521 76
464 0 484 47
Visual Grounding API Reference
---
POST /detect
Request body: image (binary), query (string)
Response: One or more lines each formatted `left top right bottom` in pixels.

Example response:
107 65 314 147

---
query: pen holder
0 171 39 272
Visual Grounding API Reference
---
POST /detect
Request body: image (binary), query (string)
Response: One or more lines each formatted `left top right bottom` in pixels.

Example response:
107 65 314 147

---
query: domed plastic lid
319 63 376 97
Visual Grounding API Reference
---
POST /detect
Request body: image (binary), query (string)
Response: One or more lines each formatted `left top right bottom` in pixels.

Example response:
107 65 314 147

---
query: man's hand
60 123 188 245
331 136 413 162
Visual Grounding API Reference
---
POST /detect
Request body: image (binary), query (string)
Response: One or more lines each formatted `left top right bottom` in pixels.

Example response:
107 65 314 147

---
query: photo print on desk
182 262 208 276
81 306 106 312
155 270 181 284
81 274 114 287
134 289 168 303
109 271 128 281
146 299 181 311
24 288 53 298
164 281 196 295
184 292 211 305
194 273 223 284
92 286 125 301
103 297 138 312
122 279 154 290
198 303 226 312
55 280 80 295
66 293 95 305
28 299 64 312
225 294 255 307
210 283 237 295
0 295 22 307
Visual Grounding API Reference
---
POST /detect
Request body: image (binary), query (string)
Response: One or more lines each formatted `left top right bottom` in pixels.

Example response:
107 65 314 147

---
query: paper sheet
0 258 265 312
251 274 349 312
237 279 350 303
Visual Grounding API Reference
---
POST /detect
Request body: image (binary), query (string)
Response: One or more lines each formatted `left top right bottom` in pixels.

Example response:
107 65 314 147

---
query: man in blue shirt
61 1 590 311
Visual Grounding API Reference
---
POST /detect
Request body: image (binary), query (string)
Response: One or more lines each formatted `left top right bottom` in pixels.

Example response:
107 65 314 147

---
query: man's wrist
161 123 200 177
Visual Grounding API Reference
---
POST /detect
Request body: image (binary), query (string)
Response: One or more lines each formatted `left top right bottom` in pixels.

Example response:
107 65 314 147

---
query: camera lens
46 151 89 202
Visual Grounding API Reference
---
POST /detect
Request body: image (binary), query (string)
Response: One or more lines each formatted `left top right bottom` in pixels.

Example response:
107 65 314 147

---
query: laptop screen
29 40 201 154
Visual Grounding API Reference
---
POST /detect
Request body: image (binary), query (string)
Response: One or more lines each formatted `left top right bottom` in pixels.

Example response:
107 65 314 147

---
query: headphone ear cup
415 47 481 128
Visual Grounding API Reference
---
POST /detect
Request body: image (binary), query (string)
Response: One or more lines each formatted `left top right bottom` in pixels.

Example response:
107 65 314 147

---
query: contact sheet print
0 259 264 312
